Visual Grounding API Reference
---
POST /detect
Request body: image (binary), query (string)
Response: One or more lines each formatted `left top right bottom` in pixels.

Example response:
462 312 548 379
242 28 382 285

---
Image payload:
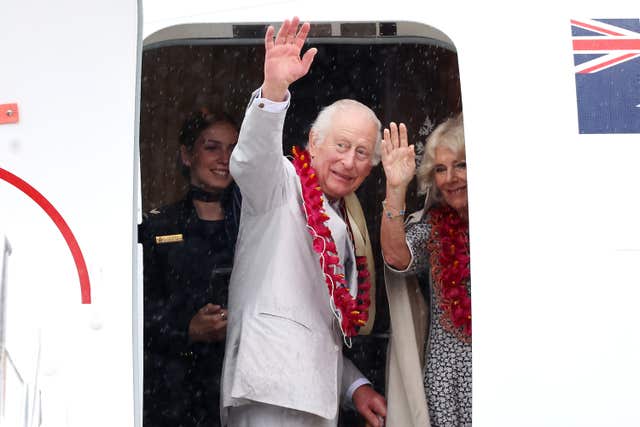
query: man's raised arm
261 17 317 101
229 17 317 213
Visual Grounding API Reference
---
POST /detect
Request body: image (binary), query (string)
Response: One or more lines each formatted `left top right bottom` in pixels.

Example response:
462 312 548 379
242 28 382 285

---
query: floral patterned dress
403 208 472 427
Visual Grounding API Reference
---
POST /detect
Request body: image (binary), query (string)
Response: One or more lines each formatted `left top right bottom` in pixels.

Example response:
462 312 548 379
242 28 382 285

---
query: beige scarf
343 192 376 335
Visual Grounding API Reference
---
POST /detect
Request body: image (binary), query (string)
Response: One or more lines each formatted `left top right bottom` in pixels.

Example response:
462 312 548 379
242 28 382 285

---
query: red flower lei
427 205 472 342
292 147 371 339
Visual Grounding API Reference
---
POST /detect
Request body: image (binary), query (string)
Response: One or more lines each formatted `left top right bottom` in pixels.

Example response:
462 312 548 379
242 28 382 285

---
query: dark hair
178 111 239 179
179 111 239 149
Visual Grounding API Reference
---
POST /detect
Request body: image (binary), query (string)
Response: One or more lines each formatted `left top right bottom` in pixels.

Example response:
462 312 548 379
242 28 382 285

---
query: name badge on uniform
155 234 183 244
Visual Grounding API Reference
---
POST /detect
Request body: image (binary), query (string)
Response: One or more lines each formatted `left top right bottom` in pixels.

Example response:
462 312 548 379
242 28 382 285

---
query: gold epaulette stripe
155 234 183 244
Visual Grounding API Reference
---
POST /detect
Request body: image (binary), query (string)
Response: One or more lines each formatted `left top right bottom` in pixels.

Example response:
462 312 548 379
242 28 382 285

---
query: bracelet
382 200 406 219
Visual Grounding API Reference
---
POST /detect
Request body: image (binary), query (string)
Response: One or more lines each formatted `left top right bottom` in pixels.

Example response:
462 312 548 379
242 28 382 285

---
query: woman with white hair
380 115 471 427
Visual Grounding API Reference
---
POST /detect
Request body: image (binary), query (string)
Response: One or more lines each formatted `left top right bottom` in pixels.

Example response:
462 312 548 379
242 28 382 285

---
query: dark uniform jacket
139 185 241 427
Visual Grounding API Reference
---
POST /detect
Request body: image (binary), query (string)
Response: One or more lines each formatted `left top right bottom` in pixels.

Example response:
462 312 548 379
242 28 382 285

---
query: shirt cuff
346 378 372 405
252 87 290 112
382 243 415 273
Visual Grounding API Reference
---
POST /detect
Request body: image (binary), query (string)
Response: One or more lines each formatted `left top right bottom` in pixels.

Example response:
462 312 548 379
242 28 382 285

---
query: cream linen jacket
221 91 366 421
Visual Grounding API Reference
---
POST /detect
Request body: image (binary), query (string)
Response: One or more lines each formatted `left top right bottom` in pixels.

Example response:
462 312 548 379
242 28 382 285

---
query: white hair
309 99 382 165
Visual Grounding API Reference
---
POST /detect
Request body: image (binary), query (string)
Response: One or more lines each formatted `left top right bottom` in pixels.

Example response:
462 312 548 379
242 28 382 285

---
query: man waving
221 17 387 427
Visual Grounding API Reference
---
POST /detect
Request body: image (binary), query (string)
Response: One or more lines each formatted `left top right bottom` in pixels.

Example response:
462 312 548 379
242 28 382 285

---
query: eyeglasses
333 141 372 162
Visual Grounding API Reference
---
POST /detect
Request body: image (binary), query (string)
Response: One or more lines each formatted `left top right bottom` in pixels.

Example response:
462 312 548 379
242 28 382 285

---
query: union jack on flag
571 19 640 133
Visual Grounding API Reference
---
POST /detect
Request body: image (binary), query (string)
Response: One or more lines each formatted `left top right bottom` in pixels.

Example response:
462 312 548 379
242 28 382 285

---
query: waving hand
262 17 318 101
380 122 415 269
381 122 415 190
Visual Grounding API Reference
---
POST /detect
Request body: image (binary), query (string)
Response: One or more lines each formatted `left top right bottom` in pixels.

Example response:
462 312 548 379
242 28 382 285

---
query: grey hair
309 99 382 165
416 114 465 209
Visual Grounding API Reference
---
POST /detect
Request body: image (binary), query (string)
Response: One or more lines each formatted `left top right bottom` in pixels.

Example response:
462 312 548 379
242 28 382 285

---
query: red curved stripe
0 167 91 303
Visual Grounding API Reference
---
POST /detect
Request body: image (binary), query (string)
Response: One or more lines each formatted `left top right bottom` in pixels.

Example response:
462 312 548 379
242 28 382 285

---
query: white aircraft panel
0 0 141 426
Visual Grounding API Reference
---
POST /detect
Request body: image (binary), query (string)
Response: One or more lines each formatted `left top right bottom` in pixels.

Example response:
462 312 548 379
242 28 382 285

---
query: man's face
308 108 378 200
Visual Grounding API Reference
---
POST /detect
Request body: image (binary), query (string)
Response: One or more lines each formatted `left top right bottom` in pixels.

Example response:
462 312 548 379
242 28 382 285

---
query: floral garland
292 146 371 338
427 205 472 342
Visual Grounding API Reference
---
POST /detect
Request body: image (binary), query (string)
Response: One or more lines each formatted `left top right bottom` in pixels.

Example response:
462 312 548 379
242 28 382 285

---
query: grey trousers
227 402 337 427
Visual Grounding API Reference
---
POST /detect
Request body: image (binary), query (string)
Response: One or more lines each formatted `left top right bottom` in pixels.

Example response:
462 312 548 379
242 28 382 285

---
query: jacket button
258 102 265 109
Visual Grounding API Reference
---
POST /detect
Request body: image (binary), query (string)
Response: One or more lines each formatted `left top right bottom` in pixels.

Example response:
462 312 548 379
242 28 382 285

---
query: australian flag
572 19 640 134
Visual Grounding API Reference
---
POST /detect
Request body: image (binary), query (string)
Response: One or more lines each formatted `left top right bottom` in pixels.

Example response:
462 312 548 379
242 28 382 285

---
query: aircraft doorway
138 20 463 426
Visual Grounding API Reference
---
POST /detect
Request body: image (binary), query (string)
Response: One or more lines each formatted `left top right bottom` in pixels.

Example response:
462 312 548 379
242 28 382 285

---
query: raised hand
262 17 317 102
381 122 415 190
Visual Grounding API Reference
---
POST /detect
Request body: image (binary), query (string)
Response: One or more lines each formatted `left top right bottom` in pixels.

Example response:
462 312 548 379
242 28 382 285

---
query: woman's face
181 121 238 192
433 145 468 215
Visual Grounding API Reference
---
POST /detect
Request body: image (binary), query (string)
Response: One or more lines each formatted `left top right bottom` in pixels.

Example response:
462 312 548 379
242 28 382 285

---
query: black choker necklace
190 185 223 202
